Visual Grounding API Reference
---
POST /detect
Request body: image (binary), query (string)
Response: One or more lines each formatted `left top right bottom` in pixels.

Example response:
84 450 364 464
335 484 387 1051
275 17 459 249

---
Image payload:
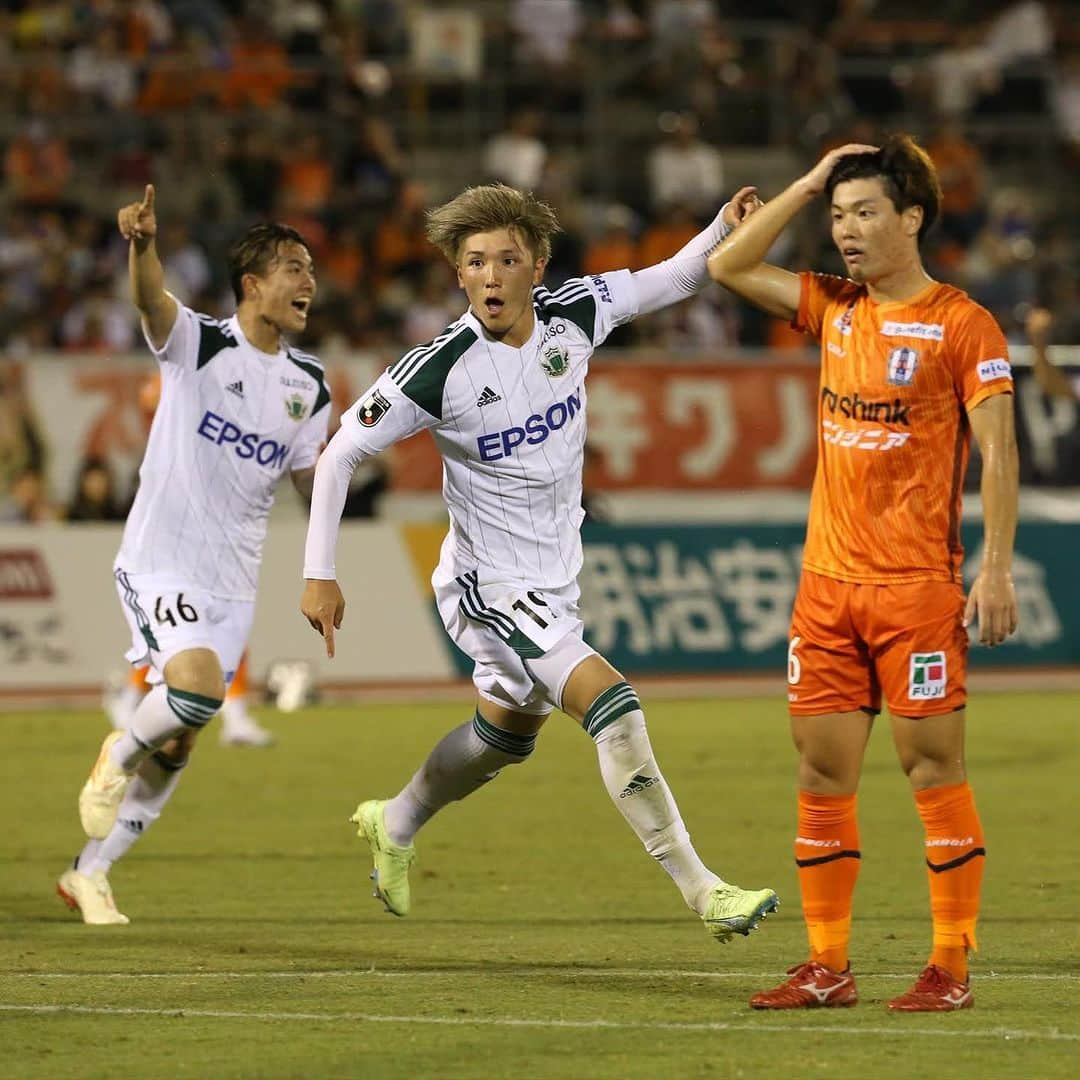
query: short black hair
228 223 311 302
824 134 942 242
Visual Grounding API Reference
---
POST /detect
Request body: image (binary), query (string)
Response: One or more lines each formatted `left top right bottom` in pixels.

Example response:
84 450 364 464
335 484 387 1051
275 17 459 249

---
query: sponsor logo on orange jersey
881 320 944 341
977 358 1012 382
821 386 911 425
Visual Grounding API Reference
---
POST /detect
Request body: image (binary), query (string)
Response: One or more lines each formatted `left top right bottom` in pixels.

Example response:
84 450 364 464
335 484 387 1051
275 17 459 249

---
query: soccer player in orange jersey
708 135 1019 1012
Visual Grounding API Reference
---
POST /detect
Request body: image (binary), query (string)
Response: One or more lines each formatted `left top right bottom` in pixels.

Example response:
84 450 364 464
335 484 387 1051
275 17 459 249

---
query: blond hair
425 183 561 265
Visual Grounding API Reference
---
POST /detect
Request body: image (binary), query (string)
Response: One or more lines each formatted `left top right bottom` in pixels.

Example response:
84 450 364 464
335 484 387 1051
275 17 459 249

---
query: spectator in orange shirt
371 181 436 283
582 205 638 277
219 17 293 110
926 117 986 245
137 30 219 113
279 132 334 216
3 120 72 208
636 202 699 271
322 223 367 296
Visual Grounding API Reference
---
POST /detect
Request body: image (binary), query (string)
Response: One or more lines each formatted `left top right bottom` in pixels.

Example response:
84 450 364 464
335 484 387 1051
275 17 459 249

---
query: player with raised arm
708 136 1018 1011
61 186 330 924
301 183 780 944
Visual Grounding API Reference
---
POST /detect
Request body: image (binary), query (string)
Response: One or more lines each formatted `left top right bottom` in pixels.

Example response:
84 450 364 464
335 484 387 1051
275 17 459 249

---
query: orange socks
915 781 985 981
795 791 860 973
795 783 984 981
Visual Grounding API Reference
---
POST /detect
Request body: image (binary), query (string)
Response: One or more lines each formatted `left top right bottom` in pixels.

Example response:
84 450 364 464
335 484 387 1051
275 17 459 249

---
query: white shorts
114 567 254 686
434 571 596 715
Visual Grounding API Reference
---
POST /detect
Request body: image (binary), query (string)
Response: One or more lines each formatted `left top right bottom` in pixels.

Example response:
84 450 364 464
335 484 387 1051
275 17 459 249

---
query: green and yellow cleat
349 800 416 917
702 882 779 944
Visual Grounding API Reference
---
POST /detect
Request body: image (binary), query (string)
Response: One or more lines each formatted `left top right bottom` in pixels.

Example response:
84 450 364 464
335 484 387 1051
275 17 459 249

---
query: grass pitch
2 691 1078 1078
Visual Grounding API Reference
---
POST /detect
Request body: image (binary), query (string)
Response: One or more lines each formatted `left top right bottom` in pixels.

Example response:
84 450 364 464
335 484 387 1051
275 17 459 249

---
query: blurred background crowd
1 0 1078 521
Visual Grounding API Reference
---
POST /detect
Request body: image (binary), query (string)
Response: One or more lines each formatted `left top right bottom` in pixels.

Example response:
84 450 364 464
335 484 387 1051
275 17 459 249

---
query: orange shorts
787 570 968 718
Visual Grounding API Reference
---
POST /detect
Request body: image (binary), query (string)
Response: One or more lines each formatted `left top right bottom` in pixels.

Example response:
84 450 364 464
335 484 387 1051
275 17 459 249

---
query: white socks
77 752 187 876
585 684 720 914
383 711 536 846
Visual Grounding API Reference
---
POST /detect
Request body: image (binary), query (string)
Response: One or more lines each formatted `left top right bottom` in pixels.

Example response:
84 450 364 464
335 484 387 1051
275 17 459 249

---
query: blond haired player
709 136 1018 1011
302 183 780 944
62 187 329 924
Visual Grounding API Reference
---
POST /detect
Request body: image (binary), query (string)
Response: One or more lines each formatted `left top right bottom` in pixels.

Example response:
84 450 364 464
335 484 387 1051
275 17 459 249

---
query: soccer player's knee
164 648 226 702
798 753 857 791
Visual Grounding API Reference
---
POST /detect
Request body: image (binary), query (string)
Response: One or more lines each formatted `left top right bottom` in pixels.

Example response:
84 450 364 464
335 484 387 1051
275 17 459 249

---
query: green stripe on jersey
394 327 478 419
539 284 596 341
286 349 331 416
196 317 239 370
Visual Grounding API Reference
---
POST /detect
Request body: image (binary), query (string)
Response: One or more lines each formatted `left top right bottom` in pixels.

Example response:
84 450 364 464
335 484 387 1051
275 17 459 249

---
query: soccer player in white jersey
301 183 780 943
61 186 330 924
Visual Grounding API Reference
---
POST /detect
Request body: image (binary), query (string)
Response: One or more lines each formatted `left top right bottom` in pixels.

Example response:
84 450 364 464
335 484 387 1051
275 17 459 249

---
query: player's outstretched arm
1026 308 1075 401
118 184 176 350
630 187 763 317
965 394 1019 647
706 142 877 320
300 428 366 658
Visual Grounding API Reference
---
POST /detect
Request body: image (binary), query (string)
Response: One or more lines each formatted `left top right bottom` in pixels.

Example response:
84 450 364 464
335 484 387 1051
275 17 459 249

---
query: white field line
3 968 1078 983
0 1003 1077 1042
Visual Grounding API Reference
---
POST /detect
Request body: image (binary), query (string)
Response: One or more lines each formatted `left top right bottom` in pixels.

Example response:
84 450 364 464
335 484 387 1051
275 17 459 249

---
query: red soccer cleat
750 961 858 1009
887 965 973 1011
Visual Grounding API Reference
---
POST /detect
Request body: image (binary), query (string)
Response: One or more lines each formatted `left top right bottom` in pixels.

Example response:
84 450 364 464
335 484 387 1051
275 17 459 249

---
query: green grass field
2 691 1078 1079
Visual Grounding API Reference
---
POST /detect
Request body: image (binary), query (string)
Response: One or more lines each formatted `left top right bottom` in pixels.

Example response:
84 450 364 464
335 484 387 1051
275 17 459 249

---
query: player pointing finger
301 578 345 659
118 184 158 242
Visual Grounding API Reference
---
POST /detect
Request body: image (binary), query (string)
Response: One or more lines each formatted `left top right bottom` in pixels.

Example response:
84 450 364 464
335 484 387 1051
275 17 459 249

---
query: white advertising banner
0 522 455 697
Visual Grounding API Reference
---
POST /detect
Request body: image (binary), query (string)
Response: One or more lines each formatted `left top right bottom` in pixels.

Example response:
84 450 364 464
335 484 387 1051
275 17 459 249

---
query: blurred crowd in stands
2 0 1079 520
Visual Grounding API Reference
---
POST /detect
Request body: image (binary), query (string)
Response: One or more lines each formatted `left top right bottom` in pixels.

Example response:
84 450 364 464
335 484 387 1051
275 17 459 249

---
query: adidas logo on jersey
476 386 502 407
226 380 244 399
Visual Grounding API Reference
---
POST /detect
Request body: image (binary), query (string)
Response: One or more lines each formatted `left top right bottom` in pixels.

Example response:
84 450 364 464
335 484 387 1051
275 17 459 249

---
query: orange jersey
794 273 1013 584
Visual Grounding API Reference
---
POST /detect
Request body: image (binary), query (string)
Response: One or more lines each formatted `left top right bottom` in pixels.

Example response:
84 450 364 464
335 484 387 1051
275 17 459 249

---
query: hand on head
801 144 879 199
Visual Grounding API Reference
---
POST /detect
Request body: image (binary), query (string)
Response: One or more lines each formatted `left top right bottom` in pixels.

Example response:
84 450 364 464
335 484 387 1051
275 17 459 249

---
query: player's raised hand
118 184 158 242
301 578 346 659
722 186 763 230
798 143 879 199
963 567 1018 647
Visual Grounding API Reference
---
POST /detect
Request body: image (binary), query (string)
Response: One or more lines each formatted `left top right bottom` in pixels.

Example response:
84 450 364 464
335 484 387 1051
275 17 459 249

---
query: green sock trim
472 712 536 758
166 687 223 728
583 682 641 739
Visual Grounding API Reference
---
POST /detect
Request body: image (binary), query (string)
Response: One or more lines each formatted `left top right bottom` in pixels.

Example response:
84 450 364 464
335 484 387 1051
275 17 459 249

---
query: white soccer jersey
117 302 330 600
338 272 638 590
